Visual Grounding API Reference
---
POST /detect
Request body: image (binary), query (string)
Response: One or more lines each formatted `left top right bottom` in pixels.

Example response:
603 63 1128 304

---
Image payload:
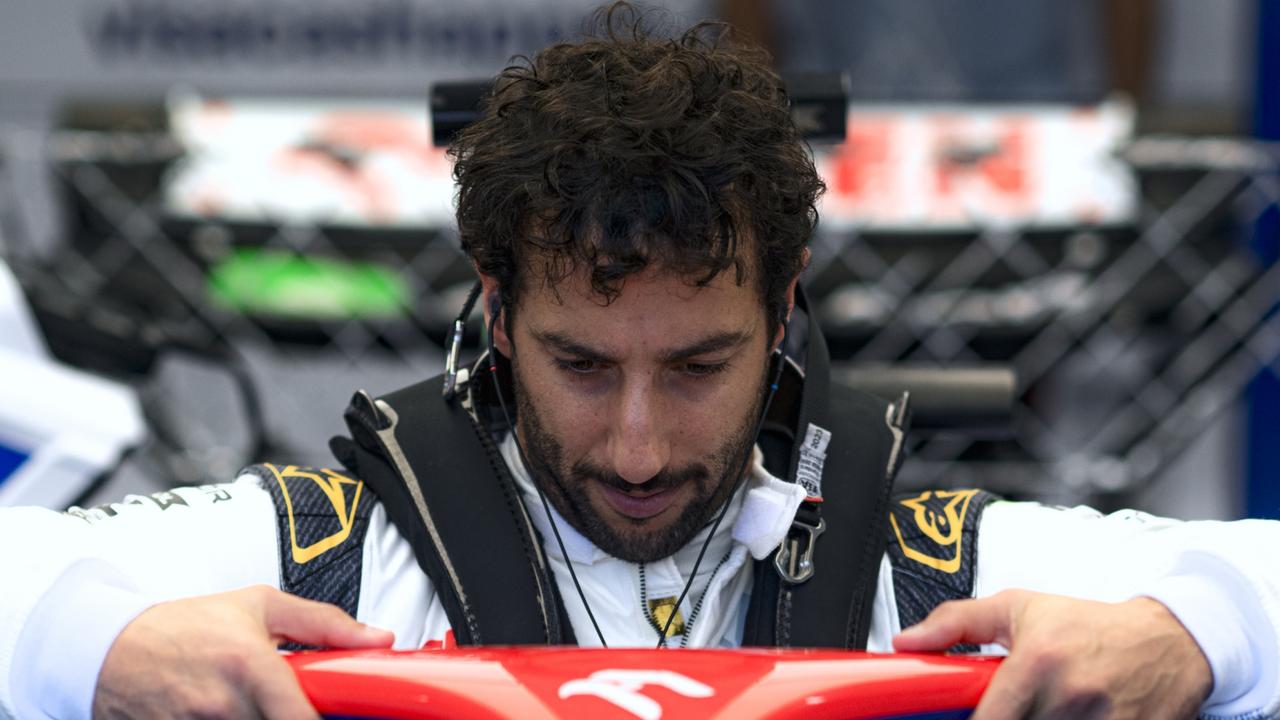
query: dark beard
512 369 767 564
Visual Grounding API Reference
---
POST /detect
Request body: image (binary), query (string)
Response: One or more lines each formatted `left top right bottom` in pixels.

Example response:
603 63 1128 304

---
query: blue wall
1247 0 1280 518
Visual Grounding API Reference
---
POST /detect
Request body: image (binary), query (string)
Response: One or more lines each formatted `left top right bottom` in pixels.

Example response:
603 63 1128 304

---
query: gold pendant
647 597 686 637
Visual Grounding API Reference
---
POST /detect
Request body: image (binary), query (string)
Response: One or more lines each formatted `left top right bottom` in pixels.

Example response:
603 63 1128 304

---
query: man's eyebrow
657 330 753 363
530 329 753 364
532 330 621 364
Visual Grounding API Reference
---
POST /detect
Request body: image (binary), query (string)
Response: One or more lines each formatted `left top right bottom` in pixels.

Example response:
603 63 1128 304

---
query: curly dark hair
451 2 824 331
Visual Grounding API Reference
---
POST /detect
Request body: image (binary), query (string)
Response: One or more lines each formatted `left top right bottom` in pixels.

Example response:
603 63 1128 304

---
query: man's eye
683 362 729 377
556 358 599 374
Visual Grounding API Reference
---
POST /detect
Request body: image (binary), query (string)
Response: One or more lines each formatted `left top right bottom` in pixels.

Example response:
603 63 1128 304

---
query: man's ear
478 272 513 357
773 248 810 350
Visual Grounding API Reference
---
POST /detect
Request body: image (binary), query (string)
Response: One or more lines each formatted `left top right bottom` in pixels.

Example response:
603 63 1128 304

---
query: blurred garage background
0 0 1276 520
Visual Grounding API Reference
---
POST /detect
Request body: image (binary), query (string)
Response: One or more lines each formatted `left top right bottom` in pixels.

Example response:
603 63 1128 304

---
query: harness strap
741 288 905 649
333 376 573 645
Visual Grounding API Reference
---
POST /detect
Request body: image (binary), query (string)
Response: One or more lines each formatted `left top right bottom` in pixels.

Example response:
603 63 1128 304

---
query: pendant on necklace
647 597 686 637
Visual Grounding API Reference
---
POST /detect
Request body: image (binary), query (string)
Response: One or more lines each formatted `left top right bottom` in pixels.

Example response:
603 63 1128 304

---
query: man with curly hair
1 4 1278 720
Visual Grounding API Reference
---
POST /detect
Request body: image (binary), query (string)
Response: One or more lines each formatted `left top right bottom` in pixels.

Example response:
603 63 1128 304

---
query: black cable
654 336 788 648
458 281 483 328
486 305 611 648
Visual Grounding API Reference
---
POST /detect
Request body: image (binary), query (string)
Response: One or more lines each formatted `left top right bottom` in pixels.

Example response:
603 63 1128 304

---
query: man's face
492 266 779 563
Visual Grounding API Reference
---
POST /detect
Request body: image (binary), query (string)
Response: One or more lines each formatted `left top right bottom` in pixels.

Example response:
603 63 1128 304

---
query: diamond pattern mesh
1 127 1276 507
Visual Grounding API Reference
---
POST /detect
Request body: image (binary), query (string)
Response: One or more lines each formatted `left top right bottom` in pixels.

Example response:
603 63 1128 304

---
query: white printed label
796 423 830 499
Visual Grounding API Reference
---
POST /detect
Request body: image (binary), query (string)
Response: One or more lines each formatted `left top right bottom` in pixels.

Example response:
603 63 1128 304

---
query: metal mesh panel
807 137 1279 503
1 122 1276 508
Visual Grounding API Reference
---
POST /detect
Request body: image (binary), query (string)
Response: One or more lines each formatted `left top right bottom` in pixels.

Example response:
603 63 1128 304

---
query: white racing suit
1 433 1278 719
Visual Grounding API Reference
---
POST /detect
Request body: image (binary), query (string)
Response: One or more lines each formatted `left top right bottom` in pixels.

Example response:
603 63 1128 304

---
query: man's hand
92 585 395 719
893 589 1213 720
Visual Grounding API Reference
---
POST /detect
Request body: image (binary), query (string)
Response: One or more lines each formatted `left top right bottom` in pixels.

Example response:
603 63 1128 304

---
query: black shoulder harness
740 293 908 648
330 371 574 645
326 286 906 648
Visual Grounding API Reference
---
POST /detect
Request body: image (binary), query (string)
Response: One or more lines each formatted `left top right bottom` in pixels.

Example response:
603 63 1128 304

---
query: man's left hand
892 589 1213 719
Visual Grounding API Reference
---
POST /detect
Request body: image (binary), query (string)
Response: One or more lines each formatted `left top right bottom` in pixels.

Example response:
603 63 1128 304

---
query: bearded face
513 363 765 562
491 267 779 563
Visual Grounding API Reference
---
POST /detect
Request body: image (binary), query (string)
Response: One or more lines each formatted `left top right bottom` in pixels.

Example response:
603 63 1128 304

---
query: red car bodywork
289 646 1000 720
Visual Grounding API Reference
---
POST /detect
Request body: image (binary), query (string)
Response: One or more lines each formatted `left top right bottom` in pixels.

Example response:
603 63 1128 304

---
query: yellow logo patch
647 597 686 637
267 464 364 565
889 489 980 574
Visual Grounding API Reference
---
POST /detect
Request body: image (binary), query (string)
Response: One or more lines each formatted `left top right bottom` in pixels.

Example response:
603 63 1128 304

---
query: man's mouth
598 483 679 520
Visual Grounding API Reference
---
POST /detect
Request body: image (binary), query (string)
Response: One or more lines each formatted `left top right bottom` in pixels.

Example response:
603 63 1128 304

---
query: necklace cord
487 307 610 648
641 545 734 648
654 337 789 648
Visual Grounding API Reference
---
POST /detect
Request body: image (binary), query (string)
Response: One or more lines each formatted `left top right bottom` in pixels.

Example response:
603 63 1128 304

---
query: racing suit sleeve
0 478 279 720
974 502 1280 719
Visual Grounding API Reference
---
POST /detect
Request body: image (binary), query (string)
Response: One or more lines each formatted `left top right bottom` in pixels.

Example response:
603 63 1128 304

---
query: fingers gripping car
289 645 1002 720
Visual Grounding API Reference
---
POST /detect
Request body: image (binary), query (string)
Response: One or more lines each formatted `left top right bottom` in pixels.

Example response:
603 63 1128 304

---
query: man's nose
607 378 670 485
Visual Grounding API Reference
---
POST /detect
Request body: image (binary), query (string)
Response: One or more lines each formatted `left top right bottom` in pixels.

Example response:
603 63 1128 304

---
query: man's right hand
92 585 395 719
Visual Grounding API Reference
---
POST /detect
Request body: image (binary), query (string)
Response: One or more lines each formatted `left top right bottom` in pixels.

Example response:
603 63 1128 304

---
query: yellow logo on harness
267 464 364 565
890 489 980 574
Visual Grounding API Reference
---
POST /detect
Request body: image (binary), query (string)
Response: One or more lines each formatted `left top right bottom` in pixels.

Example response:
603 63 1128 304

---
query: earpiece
487 293 506 358
773 308 793 355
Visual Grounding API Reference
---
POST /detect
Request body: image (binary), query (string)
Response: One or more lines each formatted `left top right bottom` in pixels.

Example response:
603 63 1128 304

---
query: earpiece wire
654 323 789 648
486 305 611 648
